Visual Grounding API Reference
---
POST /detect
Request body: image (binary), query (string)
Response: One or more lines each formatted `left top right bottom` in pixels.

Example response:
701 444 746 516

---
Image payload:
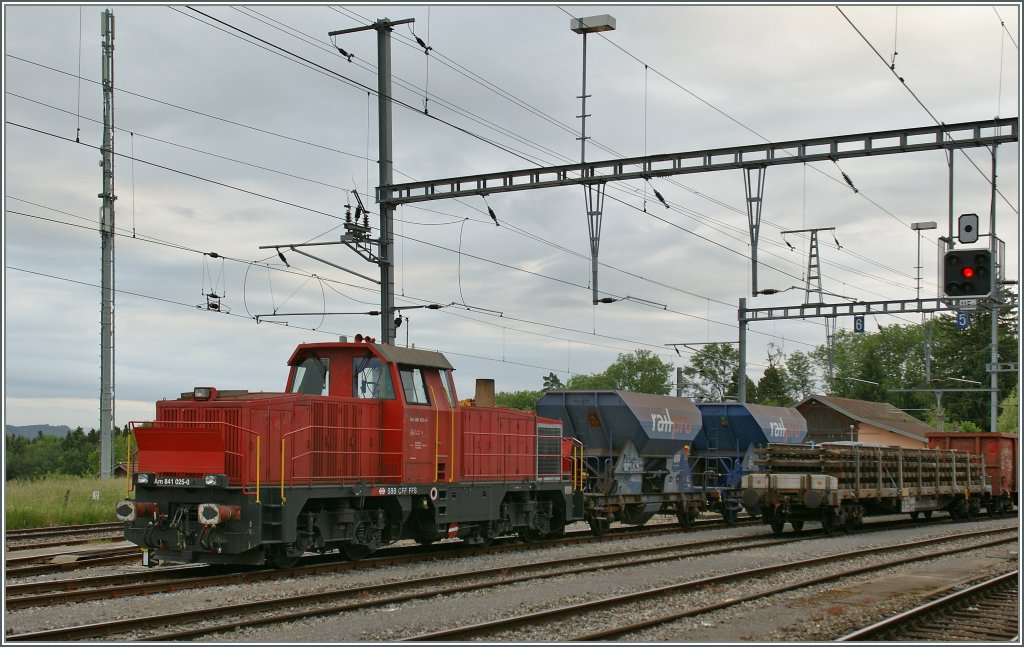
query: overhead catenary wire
8 113 928 325
6 52 935 294
7 201 798 366
6 6 974 364
836 5 1018 216
214 6 935 285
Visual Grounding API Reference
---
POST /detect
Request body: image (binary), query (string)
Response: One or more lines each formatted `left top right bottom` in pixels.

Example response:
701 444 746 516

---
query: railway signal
943 248 992 298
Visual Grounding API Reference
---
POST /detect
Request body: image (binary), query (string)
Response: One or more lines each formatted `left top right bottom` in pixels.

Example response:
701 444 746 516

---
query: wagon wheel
909 511 920 520
675 510 695 530
517 527 541 543
265 544 302 569
790 519 804 533
769 516 785 535
721 507 739 525
589 516 611 536
341 542 372 561
820 510 837 536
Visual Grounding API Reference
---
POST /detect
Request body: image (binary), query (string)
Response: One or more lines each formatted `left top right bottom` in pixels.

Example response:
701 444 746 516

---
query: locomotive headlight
203 474 228 487
193 386 213 401
135 472 154 486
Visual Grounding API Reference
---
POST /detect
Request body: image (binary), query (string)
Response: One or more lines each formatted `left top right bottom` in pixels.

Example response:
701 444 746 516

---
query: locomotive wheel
923 510 933 519
790 519 804 532
265 545 301 569
909 511 920 520
589 516 611 536
547 507 566 538
341 543 372 561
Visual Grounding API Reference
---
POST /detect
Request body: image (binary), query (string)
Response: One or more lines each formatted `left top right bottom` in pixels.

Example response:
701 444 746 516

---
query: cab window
290 356 329 396
440 371 456 407
353 356 395 399
399 367 430 405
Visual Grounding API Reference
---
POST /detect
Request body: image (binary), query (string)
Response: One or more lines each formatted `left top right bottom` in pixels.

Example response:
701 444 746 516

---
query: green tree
495 390 544 411
997 385 1019 433
542 372 563 391
785 350 817 402
603 349 673 394
678 342 737 401
565 372 616 390
755 345 791 406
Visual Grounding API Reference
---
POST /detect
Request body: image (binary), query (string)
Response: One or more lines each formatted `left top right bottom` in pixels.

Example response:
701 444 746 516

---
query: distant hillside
5 424 72 439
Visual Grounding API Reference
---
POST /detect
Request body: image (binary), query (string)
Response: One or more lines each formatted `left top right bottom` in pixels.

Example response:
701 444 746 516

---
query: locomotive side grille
311 401 341 478
303 399 385 483
536 424 562 480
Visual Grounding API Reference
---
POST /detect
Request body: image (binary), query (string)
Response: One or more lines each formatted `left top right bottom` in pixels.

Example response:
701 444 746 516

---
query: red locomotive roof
286 341 453 370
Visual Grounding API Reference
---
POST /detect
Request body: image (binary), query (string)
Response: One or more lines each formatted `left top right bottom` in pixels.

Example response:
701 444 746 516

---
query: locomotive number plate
153 476 202 487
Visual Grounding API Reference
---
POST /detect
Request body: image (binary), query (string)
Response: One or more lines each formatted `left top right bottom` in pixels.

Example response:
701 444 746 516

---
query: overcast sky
3 3 1020 429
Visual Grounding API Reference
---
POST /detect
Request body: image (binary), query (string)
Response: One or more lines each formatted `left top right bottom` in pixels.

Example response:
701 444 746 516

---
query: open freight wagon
928 432 1018 516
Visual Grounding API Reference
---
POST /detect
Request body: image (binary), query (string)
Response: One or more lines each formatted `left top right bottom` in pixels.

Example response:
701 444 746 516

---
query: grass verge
5 475 129 529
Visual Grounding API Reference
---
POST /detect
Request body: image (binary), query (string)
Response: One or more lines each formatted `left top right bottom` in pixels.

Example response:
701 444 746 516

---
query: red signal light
961 267 975 279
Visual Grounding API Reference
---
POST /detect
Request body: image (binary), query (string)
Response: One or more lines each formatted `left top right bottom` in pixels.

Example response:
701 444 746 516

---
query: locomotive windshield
290 355 329 396
353 356 395 399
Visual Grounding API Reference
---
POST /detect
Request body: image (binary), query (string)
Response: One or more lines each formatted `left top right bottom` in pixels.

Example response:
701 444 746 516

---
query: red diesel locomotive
117 336 583 567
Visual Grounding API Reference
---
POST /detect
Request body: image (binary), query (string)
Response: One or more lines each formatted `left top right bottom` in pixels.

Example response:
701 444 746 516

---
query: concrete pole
989 145 999 433
376 20 396 345
99 9 115 478
738 297 747 404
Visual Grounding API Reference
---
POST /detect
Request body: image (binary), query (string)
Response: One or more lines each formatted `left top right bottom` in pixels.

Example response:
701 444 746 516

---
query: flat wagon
739 441 989 534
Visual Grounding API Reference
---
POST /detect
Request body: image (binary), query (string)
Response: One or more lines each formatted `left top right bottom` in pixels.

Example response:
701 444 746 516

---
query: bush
5 475 127 529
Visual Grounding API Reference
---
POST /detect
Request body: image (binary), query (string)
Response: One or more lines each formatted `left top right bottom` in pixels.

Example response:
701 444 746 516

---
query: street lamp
910 221 937 302
570 14 616 306
570 14 615 165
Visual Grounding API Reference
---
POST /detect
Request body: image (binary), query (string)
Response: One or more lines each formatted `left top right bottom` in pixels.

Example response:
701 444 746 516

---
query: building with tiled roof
796 394 937 448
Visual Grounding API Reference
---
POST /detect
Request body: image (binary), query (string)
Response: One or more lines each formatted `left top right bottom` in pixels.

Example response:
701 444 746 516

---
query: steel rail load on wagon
739 442 989 535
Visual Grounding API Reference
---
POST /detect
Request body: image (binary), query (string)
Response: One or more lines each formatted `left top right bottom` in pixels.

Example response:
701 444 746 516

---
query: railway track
7 521 1013 641
408 528 1018 642
4 546 141 575
5 521 126 553
0 514 954 607
3 517 747 608
5 522 122 540
837 570 1020 642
